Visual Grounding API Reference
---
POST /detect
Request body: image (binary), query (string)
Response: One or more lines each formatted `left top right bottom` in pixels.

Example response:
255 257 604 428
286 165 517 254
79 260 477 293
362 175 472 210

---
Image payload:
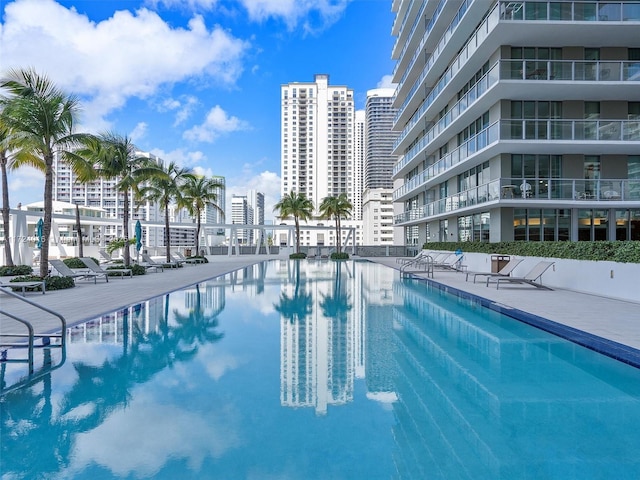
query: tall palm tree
179 174 224 257
0 115 16 266
75 132 164 266
318 193 352 254
0 68 89 277
273 191 314 254
139 161 191 263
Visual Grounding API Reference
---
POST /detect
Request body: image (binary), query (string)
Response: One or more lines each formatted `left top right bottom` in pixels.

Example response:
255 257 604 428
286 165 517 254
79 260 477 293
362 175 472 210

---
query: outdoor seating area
50 259 101 284
81 258 132 280
0 279 46 296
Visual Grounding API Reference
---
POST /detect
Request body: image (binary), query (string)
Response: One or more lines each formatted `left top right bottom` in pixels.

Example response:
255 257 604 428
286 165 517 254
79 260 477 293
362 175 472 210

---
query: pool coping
405 272 640 369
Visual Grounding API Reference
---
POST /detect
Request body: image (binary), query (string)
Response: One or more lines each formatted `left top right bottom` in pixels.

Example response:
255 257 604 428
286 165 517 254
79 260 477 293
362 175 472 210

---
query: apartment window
514 209 571 241
578 209 608 241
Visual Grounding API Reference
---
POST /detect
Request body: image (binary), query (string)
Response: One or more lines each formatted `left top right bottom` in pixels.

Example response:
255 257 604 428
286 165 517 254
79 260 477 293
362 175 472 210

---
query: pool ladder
400 255 435 278
0 287 67 393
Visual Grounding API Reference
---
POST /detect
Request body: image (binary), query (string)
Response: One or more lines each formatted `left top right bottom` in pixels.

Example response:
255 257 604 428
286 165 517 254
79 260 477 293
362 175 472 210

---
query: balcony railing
394 178 640 224
394 119 640 201
501 59 640 82
500 1 640 22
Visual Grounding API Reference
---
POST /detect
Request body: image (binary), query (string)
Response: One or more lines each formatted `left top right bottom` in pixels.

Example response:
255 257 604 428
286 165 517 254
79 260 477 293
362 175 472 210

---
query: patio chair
49 259 100 284
173 251 205 264
81 257 132 280
0 279 46 295
99 249 120 264
397 249 429 264
465 257 523 283
141 253 179 269
433 253 465 271
492 261 555 290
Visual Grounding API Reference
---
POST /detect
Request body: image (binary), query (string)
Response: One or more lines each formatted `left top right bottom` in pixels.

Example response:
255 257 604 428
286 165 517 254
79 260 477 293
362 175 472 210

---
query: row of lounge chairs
398 250 555 290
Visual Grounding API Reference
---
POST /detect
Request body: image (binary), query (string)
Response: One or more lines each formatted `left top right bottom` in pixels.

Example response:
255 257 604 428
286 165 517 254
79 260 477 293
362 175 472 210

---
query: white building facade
391 1 640 246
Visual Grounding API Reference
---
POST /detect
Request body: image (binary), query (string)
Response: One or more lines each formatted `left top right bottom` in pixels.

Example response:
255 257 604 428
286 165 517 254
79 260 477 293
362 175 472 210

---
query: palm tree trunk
164 205 171 263
1 152 14 266
336 217 342 254
122 191 131 266
40 156 53 278
75 203 84 258
294 217 300 253
195 210 201 256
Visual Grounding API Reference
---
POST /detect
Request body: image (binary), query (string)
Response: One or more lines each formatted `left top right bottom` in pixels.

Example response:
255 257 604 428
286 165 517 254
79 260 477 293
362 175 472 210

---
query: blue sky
0 0 396 220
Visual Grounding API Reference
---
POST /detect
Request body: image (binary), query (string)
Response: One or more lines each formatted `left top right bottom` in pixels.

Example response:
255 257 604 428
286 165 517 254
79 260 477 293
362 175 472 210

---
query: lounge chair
173 251 205 264
397 250 429 264
465 257 523 283
49 259 100 284
99 249 120 264
81 257 132 280
0 279 46 295
141 253 179 269
433 254 465 271
492 261 555 290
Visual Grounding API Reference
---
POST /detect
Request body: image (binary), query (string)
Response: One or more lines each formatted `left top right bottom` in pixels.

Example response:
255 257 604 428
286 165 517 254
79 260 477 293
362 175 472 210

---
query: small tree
318 193 352 255
273 192 314 254
180 174 224 256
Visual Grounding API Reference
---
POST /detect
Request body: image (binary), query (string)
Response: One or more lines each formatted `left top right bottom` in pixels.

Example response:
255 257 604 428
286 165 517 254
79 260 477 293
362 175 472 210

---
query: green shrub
0 265 33 276
422 241 640 263
189 255 208 263
64 257 100 268
130 264 146 276
290 253 307 259
45 275 75 290
330 252 350 260
7 275 45 293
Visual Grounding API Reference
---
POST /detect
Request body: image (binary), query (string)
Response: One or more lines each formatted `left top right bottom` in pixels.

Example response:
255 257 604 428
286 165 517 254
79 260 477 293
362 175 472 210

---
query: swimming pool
2 260 640 479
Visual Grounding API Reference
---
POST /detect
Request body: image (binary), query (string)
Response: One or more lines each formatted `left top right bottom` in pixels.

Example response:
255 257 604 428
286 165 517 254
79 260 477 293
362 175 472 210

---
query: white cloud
238 0 350 33
130 122 148 142
7 167 44 207
148 147 207 168
0 0 249 130
377 74 397 90
227 168 281 222
183 105 249 143
147 0 219 10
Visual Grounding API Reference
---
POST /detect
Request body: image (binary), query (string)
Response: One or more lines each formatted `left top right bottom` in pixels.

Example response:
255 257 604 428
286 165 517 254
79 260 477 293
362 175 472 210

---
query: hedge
422 241 640 263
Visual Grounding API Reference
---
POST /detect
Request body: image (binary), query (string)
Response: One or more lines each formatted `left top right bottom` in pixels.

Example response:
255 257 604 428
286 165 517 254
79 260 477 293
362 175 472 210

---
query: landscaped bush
64 257 100 268
422 241 640 263
129 264 146 276
0 265 33 276
189 255 208 263
9 275 74 291
290 252 307 259
330 252 350 260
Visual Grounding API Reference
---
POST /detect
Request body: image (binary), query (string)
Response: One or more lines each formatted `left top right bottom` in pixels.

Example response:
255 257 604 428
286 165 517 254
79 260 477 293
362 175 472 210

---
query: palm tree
139 161 191 263
0 68 89 277
75 132 164 266
0 115 15 266
273 191 314 254
318 193 352 255
179 174 224 257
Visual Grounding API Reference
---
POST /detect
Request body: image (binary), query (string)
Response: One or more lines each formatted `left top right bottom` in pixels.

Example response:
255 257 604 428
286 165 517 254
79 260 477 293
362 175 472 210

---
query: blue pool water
2 260 640 479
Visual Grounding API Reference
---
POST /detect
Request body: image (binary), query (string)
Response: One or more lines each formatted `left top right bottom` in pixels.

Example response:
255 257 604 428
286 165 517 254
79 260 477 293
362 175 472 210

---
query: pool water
2 260 640 479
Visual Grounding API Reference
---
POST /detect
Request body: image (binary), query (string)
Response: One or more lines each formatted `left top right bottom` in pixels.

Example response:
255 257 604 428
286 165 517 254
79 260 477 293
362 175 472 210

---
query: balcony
394 178 640 225
394 118 640 202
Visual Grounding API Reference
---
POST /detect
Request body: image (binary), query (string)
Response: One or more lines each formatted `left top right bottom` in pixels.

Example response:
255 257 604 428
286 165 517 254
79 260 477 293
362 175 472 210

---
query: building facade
391 1 640 245
365 88 398 190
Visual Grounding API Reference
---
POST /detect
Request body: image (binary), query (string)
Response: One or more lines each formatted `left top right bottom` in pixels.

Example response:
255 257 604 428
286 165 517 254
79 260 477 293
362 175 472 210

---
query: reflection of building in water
279 261 357 415
67 296 164 344
184 284 226 317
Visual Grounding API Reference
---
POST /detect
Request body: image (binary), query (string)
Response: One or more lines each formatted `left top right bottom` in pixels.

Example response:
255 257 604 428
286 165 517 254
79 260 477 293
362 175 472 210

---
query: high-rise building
247 189 265 226
231 195 251 245
391 1 640 245
281 74 356 210
365 88 398 190
353 110 366 221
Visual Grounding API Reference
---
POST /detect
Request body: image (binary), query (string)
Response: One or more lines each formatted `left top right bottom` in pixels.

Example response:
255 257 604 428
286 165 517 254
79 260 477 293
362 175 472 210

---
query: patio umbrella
135 220 142 260
36 218 44 249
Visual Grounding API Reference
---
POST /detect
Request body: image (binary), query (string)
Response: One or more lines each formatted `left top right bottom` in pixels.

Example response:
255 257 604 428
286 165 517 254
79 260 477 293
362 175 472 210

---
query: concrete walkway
2 254 639 361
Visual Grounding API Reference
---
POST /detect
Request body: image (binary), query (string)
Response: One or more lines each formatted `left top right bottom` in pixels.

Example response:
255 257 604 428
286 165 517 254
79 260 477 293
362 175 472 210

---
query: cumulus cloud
227 166 281 222
183 105 250 143
0 0 249 130
130 122 148 142
377 74 397 90
238 0 350 32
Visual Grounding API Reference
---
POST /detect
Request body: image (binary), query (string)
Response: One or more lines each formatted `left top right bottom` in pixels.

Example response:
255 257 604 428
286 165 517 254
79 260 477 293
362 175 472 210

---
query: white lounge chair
0 279 46 295
173 251 205 264
49 259 100 284
465 257 523 283
81 257 132 280
397 250 429 264
433 253 465 271
492 261 555 290
98 249 120 264
142 253 179 269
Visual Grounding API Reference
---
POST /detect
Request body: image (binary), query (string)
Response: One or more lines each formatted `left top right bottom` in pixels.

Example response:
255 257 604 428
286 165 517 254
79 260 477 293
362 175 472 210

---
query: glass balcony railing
501 59 640 82
394 178 640 224
500 1 640 22
394 119 640 201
